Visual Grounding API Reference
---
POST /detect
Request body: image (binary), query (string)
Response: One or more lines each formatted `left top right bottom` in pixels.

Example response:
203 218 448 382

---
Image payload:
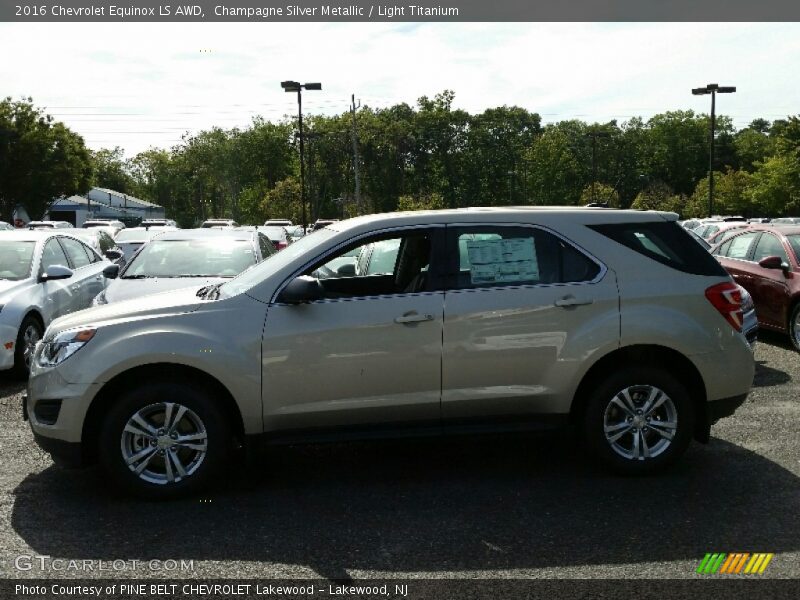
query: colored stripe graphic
699 553 773 574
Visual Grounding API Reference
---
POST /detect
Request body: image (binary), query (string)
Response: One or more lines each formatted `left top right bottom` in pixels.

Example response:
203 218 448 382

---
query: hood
47 285 207 339
0 278 33 301
103 276 227 304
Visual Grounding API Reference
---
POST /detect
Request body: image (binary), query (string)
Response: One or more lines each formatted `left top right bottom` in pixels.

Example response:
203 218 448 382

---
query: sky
1 22 799 156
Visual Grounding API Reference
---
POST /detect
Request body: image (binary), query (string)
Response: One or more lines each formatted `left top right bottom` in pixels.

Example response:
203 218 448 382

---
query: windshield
0 241 35 280
123 239 256 278
220 227 336 298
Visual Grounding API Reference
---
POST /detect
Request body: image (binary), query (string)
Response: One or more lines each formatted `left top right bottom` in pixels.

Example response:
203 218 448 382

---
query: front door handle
554 296 594 308
394 312 434 324
70 284 81 292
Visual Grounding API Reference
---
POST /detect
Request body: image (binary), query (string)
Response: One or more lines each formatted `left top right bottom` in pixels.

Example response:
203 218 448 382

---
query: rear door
440 224 618 423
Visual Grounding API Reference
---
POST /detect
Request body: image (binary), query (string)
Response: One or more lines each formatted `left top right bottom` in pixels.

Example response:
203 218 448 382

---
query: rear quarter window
590 221 727 277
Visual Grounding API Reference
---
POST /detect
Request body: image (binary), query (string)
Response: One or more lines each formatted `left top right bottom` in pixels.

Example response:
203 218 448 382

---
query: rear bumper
707 393 749 424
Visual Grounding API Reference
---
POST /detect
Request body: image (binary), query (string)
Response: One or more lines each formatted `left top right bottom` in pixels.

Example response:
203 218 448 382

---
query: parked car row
23 208 756 499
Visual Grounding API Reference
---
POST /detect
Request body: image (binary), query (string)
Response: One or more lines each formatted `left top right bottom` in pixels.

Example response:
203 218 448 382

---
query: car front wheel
98 381 230 499
583 367 694 474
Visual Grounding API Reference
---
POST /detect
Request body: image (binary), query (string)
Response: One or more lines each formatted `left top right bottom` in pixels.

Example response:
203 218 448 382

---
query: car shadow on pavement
10 432 800 579
753 361 791 387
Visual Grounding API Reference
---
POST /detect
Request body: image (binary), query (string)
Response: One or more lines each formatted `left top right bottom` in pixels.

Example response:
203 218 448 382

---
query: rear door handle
554 296 594 308
394 312 434 324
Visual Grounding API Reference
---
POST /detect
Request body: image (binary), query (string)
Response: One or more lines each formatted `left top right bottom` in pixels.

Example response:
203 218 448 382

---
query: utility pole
692 83 736 217
586 129 611 203
350 94 362 215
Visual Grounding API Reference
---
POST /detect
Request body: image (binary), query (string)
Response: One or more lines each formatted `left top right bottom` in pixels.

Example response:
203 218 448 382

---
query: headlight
36 328 96 368
93 291 107 306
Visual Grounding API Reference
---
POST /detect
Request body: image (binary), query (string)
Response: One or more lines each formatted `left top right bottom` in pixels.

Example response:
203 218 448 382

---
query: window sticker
466 237 539 284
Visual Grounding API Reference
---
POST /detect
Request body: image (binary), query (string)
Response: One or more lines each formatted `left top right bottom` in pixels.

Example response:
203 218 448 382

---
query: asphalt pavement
0 332 798 582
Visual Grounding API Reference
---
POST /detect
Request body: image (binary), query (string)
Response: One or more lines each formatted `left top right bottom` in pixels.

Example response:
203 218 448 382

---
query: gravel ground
0 332 798 582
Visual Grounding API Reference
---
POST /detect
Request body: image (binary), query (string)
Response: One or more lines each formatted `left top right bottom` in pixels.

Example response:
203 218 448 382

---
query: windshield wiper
121 275 151 279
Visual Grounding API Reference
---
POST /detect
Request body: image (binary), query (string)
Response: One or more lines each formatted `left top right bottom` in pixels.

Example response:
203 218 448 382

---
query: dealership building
46 187 165 227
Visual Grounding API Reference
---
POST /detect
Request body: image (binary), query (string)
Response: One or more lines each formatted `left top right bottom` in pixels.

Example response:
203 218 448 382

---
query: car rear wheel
583 367 694 474
13 316 43 378
98 381 230 499
789 303 800 352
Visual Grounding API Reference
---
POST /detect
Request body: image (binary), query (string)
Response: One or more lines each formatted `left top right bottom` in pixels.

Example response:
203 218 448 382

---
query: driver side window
40 239 70 273
306 230 435 299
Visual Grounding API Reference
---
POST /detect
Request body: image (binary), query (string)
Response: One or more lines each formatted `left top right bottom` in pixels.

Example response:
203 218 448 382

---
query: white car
84 219 126 234
141 219 178 228
201 219 239 229
0 231 109 375
28 220 74 229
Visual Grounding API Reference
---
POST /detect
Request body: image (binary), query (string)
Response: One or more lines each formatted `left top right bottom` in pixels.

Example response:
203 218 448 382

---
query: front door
262 227 446 433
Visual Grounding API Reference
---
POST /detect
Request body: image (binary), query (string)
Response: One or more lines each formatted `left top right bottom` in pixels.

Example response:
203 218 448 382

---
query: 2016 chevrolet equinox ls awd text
26 208 755 498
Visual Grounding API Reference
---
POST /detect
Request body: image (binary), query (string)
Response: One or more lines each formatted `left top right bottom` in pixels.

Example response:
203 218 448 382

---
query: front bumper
26 364 101 466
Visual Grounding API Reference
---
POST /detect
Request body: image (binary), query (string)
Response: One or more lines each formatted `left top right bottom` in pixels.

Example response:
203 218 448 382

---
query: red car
711 225 800 350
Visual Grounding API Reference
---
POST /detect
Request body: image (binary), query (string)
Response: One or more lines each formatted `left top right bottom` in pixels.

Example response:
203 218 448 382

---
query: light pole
692 83 736 217
281 80 322 232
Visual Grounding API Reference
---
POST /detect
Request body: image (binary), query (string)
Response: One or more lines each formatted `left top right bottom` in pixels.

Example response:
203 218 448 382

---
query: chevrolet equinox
26 208 755 498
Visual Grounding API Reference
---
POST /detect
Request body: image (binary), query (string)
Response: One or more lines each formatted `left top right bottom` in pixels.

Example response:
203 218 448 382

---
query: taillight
705 282 744 332
276 241 287 250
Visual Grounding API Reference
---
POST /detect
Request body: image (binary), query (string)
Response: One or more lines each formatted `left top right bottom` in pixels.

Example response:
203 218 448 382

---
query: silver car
27 209 754 498
0 230 108 375
93 228 274 305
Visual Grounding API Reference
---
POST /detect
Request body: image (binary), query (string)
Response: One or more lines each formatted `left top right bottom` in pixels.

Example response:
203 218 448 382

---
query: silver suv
26 209 755 498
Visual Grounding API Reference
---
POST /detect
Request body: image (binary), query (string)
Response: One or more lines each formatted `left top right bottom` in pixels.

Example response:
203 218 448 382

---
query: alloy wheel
603 384 678 461
120 402 208 485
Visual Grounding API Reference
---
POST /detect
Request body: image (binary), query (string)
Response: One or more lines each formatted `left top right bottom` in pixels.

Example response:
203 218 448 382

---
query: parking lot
0 331 798 580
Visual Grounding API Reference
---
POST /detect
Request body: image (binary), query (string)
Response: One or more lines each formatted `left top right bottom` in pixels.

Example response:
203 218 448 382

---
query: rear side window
590 221 727 276
724 232 760 260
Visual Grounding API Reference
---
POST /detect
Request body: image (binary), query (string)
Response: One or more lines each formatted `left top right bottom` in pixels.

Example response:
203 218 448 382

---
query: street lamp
282 80 322 231
692 83 736 217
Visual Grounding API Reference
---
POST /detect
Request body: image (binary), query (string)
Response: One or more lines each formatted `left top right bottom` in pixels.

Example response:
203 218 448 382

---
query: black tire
13 315 43 379
789 303 800 352
582 367 694 475
98 381 230 499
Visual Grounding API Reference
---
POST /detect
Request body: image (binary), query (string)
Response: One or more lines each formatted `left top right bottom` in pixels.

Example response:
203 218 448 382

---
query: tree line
2 92 800 226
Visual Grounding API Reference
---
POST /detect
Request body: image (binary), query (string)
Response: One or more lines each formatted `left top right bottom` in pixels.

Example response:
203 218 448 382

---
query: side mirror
276 275 323 304
105 248 123 261
758 256 787 271
103 264 120 279
39 264 73 282
336 263 356 277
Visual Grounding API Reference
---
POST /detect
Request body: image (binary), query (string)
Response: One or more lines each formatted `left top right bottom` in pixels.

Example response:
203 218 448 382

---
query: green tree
580 183 620 207
689 169 754 217
261 177 303 223
91 146 135 193
630 182 686 215
0 97 92 220
396 192 446 212
748 155 800 216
